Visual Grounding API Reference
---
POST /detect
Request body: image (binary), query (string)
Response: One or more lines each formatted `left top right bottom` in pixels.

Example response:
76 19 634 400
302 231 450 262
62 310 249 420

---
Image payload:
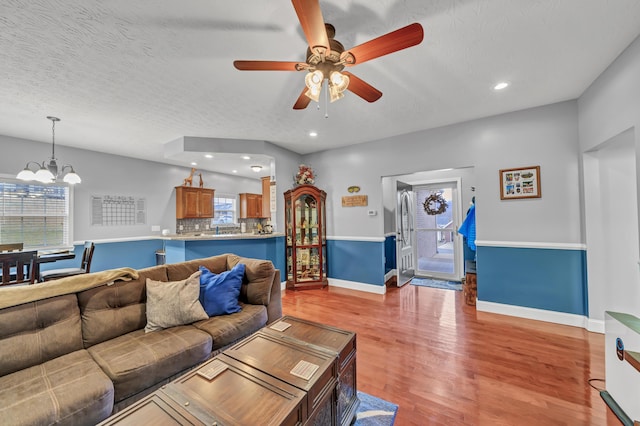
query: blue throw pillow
198 263 245 317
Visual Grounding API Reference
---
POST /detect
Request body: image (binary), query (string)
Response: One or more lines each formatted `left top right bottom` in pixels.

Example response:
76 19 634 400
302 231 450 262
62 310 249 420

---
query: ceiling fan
233 0 424 109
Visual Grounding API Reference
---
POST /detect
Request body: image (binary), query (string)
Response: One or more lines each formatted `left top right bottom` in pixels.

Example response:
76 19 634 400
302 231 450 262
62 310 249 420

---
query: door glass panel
415 187 455 277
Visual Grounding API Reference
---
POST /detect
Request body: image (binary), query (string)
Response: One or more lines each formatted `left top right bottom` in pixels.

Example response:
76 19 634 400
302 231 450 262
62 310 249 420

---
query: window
0 180 70 248
212 195 236 224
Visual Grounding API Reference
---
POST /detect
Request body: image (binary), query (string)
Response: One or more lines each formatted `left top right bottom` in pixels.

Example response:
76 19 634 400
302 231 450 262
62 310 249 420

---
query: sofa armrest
266 269 282 324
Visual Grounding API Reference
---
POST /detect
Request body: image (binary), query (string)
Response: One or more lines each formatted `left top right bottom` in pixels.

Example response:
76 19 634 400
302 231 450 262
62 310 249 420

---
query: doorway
413 180 463 281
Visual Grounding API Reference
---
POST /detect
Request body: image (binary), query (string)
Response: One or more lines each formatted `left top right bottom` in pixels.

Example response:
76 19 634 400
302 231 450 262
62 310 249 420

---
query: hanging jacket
458 203 476 250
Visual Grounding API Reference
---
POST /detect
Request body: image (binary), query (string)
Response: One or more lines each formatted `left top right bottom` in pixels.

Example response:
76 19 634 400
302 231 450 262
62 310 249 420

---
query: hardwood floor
281 284 620 425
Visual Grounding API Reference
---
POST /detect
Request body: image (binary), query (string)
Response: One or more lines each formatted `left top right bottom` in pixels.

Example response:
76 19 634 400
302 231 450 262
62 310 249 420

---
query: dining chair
0 242 24 252
0 250 37 286
40 241 95 282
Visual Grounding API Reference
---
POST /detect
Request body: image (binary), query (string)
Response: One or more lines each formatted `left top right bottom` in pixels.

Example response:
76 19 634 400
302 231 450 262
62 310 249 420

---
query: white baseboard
587 318 605 333
328 278 387 295
384 269 396 283
476 300 603 333
280 279 386 295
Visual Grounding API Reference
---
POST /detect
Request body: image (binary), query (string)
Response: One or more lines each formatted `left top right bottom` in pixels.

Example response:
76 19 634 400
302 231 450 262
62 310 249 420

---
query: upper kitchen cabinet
239 193 263 219
261 176 271 219
175 186 215 219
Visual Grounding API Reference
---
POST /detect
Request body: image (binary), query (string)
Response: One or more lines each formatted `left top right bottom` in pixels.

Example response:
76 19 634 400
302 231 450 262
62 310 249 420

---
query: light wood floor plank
281 284 618 425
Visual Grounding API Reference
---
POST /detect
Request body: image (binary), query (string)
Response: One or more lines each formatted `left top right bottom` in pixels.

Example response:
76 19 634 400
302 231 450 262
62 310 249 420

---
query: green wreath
423 193 447 215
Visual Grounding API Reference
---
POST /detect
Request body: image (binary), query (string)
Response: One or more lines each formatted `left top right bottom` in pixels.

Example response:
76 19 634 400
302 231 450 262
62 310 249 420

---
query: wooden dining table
34 250 76 282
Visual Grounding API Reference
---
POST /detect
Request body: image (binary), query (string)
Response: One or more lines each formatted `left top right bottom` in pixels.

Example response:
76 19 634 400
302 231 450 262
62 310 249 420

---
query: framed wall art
499 166 541 200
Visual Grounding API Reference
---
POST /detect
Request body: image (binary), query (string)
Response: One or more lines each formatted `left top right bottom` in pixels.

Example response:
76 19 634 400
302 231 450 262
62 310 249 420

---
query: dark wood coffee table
101 317 358 426
100 354 306 425
223 330 338 425
261 316 359 426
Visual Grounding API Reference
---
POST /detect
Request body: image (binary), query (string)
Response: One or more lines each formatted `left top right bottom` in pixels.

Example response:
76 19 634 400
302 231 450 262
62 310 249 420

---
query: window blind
0 181 70 248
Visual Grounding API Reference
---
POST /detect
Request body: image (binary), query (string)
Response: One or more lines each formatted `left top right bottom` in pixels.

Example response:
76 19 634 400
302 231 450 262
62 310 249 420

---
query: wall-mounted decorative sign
499 166 541 200
342 195 368 207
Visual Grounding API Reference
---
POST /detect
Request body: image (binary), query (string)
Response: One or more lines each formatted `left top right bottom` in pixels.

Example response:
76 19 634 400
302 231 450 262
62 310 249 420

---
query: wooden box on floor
463 274 477 306
262 316 359 426
223 330 338 425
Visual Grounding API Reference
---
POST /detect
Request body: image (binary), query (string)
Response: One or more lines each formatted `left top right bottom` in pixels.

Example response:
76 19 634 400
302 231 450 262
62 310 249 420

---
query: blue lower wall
164 236 285 275
42 237 286 277
476 245 588 316
39 239 164 273
384 235 396 274
47 238 588 317
327 239 385 286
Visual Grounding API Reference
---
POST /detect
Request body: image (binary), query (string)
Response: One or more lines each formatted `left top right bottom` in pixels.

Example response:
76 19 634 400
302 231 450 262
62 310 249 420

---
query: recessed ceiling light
309 131 318 137
494 81 509 91
204 154 213 159
242 156 251 160
190 162 197 166
232 169 238 174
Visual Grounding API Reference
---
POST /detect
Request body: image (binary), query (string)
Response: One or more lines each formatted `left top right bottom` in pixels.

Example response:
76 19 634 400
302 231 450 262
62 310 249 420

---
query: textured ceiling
1 0 640 178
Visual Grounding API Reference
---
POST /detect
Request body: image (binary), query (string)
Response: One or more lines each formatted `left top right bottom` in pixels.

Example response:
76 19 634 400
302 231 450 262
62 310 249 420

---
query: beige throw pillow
145 270 208 333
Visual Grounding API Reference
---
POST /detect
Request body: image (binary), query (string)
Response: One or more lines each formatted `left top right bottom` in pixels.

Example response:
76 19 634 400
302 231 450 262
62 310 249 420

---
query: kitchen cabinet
239 193 263 218
284 184 327 290
175 186 214 219
261 176 271 220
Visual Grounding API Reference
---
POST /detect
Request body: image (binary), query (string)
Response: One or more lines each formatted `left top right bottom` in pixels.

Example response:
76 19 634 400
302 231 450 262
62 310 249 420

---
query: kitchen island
162 233 285 276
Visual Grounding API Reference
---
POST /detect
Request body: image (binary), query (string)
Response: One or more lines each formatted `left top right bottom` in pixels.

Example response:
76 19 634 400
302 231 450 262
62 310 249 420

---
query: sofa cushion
88 326 212 402
78 266 168 348
199 263 244 316
145 271 208 332
166 254 229 281
230 256 276 306
0 349 114 426
194 303 267 350
0 294 83 376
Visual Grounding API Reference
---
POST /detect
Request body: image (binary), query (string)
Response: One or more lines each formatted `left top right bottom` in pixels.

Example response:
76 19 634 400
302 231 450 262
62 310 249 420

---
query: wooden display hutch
284 184 327 290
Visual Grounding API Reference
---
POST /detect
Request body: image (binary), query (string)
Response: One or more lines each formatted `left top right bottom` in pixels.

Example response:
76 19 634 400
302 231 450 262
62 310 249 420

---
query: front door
414 180 462 281
396 181 415 287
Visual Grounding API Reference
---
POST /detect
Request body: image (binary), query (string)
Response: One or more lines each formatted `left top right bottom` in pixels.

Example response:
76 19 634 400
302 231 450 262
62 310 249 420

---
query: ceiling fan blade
233 60 305 71
342 72 382 103
341 23 424 66
291 0 330 55
293 86 312 110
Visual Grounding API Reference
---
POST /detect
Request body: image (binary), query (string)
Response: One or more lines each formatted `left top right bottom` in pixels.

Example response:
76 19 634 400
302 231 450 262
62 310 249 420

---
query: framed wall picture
499 166 541 200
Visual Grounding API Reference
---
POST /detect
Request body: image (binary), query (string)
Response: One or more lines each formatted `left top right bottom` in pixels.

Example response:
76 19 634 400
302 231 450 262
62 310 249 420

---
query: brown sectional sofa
0 253 282 425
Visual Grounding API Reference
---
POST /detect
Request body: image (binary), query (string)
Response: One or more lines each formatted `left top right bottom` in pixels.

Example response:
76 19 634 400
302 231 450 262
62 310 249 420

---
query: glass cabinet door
284 185 327 290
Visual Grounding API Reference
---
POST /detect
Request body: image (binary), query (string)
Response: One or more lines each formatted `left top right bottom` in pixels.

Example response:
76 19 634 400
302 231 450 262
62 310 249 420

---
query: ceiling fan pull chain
324 80 329 118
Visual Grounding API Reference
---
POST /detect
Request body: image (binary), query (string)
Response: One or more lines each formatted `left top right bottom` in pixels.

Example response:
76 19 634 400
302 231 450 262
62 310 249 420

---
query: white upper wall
0 135 263 240
305 101 582 245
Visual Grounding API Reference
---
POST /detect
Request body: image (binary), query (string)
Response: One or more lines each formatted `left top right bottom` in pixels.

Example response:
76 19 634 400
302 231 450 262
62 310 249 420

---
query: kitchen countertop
162 232 284 241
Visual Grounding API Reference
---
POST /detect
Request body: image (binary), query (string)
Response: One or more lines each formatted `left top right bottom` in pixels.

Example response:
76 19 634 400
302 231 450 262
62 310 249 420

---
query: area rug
354 391 398 426
410 277 462 291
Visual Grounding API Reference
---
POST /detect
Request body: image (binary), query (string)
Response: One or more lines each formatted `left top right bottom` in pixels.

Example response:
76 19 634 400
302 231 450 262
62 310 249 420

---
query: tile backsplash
175 218 267 234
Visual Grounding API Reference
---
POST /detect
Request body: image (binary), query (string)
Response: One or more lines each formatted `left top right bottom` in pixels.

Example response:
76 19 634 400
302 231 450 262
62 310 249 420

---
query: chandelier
16 116 81 184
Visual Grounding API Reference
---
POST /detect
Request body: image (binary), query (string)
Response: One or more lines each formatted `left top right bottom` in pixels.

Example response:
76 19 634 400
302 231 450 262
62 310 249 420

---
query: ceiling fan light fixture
329 71 349 91
305 70 324 89
329 83 344 103
305 86 321 102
